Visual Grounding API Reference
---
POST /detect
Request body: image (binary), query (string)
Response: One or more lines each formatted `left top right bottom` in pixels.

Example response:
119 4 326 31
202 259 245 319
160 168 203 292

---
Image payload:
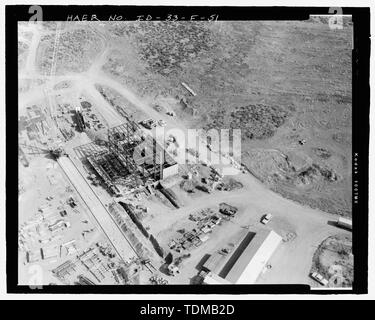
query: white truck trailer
337 217 352 230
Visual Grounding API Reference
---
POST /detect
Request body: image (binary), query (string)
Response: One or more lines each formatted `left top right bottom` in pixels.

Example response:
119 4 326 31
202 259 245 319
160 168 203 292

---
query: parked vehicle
337 217 352 231
261 213 273 225
310 272 329 286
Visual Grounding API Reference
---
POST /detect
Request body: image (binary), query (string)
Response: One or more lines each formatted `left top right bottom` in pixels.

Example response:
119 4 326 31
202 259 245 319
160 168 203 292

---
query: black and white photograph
1 1 373 303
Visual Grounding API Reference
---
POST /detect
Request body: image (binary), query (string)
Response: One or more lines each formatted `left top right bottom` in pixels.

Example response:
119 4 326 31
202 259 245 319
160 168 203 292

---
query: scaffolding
74 120 177 195
108 123 176 181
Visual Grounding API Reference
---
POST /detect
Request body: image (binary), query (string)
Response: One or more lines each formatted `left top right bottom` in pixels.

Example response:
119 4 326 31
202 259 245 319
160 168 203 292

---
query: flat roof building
203 229 282 284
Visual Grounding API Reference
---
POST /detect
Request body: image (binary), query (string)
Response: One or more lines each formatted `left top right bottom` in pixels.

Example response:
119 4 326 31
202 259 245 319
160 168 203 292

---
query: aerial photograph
18 18 353 287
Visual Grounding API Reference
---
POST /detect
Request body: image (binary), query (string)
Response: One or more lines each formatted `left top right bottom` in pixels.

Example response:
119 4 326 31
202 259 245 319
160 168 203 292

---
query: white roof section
337 217 352 226
202 229 282 285
234 230 282 284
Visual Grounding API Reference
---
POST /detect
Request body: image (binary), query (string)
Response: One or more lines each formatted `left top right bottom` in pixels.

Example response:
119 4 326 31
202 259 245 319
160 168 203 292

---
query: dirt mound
296 163 339 184
312 147 332 159
244 149 350 216
249 149 339 185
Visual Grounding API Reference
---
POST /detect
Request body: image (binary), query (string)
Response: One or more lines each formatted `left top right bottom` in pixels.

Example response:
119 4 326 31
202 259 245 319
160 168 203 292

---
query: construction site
17 19 354 287
74 121 178 197
17 87 183 286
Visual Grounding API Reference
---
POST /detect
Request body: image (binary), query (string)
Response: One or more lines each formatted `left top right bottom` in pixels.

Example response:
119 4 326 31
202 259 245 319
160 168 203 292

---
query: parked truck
337 217 352 231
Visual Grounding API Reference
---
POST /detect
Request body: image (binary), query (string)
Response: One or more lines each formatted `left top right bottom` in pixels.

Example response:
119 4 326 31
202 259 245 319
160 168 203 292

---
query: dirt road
24 24 42 76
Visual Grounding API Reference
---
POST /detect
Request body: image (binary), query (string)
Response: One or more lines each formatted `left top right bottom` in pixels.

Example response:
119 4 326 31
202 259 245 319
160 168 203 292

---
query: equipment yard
18 18 353 287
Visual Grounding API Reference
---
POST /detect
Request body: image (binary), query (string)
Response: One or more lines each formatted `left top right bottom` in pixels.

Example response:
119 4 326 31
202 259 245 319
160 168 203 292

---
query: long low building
203 229 282 284
58 156 137 263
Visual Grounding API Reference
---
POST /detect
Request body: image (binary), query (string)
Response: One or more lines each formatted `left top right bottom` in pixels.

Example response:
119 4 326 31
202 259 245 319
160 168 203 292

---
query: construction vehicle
19 142 67 160
49 146 67 159
67 197 77 208
59 210 67 217
219 203 238 217
219 246 233 256
139 118 157 129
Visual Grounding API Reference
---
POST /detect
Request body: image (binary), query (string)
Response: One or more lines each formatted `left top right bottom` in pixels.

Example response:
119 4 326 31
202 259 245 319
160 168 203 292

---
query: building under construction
74 121 178 195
